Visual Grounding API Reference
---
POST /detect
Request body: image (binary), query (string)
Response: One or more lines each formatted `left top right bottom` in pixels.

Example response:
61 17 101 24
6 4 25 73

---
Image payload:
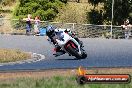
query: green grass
0 49 31 63
0 76 131 88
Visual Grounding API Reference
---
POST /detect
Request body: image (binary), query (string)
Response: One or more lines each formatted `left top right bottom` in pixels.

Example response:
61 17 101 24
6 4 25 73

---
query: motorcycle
55 29 87 59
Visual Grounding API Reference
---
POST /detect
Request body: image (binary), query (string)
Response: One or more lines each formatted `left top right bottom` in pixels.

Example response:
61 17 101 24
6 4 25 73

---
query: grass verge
0 68 132 88
0 75 131 88
0 49 31 63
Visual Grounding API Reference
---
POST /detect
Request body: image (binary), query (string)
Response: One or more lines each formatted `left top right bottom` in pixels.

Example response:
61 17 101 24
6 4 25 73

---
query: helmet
65 28 71 33
46 25 56 37
54 28 59 33
66 28 71 32
46 25 54 32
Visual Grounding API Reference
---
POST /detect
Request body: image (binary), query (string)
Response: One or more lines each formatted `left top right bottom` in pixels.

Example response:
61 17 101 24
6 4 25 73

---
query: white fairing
56 32 70 45
56 31 82 55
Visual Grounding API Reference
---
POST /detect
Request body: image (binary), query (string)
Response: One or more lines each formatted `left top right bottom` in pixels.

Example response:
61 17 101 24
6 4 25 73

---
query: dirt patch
0 49 31 63
0 68 132 80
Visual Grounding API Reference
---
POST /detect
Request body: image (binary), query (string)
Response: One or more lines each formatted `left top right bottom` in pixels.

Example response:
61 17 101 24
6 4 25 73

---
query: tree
87 0 131 25
87 10 103 24
103 0 131 25
88 0 103 9
87 0 104 24
14 0 64 21
59 0 67 3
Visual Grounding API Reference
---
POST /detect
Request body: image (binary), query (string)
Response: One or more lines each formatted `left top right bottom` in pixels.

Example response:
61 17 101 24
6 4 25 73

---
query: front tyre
81 51 87 59
66 45 81 59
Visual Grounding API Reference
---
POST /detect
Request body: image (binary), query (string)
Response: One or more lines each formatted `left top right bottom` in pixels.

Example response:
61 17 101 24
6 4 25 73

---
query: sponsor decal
76 66 131 84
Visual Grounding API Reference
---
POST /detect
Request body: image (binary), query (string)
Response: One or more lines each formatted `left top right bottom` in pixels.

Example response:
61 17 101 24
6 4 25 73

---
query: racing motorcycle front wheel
66 45 87 59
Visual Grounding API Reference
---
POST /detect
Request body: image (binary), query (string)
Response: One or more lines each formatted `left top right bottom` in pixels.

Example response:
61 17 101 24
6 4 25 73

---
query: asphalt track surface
0 35 132 71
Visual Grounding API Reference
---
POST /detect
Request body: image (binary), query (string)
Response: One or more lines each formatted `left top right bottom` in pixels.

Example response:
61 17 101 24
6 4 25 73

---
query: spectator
0 13 2 18
121 19 131 39
34 16 40 35
126 19 129 24
0 13 3 26
23 14 34 35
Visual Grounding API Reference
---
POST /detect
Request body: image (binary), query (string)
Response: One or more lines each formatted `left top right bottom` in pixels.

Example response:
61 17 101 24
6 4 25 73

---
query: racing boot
53 51 64 57
53 45 65 57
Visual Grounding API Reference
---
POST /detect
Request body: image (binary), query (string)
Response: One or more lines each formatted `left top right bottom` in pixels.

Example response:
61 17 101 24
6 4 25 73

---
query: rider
46 25 83 57
46 25 65 57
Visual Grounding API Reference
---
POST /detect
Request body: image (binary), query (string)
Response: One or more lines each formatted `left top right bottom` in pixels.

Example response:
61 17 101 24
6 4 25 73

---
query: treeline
88 0 132 25
14 0 66 21
2 0 132 25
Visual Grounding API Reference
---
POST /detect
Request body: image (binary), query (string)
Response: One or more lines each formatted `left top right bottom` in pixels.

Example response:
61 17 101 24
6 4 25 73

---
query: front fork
71 38 82 55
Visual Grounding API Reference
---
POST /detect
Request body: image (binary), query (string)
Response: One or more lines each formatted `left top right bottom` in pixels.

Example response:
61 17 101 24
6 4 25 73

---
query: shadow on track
56 58 86 61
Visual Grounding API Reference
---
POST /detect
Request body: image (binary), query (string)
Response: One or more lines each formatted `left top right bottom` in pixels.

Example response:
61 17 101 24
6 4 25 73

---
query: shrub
1 0 16 6
14 0 64 21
